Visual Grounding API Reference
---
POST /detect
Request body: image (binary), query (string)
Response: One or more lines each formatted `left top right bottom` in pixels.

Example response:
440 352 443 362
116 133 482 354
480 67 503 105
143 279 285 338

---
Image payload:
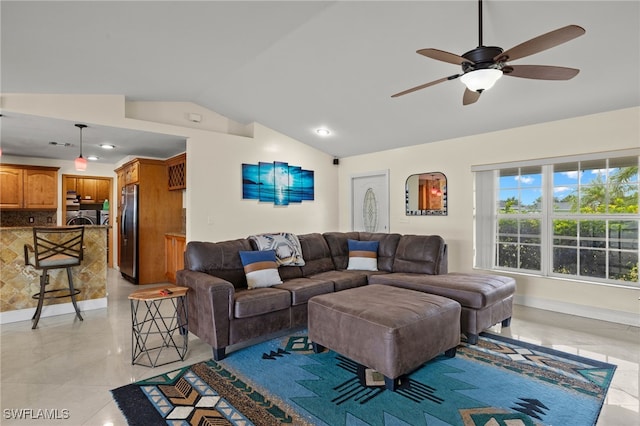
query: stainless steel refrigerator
120 184 139 283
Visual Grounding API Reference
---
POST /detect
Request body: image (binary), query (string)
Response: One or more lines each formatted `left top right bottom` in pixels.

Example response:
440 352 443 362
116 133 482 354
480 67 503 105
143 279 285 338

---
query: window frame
473 149 639 288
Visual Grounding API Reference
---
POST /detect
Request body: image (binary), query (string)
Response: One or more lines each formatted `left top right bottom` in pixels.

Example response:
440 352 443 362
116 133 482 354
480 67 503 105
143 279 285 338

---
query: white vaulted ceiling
1 1 639 163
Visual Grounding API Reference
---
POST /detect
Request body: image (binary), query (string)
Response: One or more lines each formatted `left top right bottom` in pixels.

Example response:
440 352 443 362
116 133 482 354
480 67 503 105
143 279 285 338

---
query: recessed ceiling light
99 144 116 150
316 128 331 137
87 155 99 161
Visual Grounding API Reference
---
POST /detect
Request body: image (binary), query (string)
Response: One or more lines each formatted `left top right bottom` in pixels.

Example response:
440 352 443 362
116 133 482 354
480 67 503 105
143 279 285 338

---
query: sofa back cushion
323 232 360 270
298 233 336 276
358 232 401 272
184 239 253 289
392 235 446 275
323 232 401 272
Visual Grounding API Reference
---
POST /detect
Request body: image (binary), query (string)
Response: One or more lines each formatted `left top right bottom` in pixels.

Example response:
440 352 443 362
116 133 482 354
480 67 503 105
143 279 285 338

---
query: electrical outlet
28 217 35 223
47 217 53 223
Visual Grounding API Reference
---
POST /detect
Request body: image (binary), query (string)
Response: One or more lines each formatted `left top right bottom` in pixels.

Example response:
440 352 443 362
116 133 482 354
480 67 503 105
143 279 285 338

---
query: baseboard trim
0 298 108 325
514 295 640 327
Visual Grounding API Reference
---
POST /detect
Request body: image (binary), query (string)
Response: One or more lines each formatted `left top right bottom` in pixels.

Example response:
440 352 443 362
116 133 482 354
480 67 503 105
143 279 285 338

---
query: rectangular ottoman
308 284 461 390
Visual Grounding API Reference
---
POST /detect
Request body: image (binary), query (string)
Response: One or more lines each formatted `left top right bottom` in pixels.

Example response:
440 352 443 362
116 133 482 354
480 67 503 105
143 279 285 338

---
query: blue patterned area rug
111 332 616 425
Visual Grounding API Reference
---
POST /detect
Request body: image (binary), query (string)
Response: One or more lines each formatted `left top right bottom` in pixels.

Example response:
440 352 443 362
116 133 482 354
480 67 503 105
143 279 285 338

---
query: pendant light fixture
74 124 87 171
430 174 439 195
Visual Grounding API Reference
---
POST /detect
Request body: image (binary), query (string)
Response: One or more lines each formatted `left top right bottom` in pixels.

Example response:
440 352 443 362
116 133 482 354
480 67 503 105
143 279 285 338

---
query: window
474 150 639 286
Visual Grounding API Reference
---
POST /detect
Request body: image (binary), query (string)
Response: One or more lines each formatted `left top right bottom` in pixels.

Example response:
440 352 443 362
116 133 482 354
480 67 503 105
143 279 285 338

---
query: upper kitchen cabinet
75 177 110 203
166 153 186 191
0 165 58 210
123 161 139 185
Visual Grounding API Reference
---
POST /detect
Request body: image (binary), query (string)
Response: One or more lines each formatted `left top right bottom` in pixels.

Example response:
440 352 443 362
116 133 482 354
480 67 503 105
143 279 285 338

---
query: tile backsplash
0 211 56 227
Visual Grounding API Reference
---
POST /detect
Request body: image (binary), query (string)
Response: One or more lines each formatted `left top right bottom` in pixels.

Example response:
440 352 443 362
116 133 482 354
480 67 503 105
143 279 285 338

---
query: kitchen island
0 226 108 324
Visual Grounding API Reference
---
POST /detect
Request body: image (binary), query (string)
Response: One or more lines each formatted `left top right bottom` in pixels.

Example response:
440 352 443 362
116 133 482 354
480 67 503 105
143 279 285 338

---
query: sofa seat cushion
234 287 291 319
274 278 334 306
308 270 370 291
368 272 516 310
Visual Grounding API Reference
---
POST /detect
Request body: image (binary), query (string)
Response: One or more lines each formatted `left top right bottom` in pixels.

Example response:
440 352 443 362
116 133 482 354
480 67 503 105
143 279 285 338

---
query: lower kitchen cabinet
165 234 186 284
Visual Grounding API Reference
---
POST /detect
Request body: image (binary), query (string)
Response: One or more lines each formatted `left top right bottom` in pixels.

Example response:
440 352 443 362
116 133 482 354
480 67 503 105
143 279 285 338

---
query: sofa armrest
177 269 235 350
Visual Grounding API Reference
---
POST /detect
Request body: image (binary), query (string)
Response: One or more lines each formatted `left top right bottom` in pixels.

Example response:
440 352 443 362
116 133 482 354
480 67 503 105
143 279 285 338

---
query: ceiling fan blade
495 25 585 62
504 65 580 80
418 48 473 66
463 89 481 105
391 74 461 98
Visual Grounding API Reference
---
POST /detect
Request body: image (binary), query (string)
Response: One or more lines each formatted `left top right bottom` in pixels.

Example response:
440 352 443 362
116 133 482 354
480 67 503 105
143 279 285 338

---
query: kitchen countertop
165 232 186 237
0 225 109 230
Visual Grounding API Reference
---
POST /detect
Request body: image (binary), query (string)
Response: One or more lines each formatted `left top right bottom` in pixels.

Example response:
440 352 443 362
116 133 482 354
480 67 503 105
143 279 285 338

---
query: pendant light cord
75 124 87 158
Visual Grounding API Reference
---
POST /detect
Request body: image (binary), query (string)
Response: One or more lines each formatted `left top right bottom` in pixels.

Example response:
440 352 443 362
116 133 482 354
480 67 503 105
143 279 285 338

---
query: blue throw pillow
239 250 283 289
346 239 379 271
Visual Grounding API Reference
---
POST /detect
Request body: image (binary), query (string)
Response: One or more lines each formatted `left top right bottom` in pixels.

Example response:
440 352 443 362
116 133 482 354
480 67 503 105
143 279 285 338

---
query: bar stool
24 227 85 329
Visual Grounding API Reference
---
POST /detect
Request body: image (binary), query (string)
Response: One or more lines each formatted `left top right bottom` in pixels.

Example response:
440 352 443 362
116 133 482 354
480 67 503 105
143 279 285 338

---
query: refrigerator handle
121 204 126 236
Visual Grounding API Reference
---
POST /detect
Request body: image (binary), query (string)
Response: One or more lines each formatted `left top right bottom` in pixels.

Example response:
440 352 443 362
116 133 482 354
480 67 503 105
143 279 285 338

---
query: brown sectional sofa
176 232 516 360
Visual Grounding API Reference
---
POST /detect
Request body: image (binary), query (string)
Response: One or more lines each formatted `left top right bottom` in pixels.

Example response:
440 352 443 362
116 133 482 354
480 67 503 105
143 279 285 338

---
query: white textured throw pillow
248 233 305 266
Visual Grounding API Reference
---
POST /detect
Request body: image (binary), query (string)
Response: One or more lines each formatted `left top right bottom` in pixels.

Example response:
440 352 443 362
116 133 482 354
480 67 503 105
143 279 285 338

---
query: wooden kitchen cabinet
74 177 111 203
166 153 186 190
165 234 186 284
77 178 96 200
96 179 110 202
115 158 183 285
0 166 24 208
124 161 139 184
0 165 58 209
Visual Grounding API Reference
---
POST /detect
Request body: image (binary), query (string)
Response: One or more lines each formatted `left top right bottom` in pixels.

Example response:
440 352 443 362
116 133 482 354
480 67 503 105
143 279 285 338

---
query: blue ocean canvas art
301 169 314 201
258 162 275 203
243 161 314 205
288 166 303 203
274 161 290 206
242 163 259 200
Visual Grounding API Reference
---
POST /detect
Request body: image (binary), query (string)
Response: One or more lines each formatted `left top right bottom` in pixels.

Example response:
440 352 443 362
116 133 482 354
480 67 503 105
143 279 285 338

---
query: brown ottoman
308 284 461 391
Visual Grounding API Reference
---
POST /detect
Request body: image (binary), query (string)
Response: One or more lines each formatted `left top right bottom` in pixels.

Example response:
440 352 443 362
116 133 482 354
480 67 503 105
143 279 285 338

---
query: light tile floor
1 269 638 425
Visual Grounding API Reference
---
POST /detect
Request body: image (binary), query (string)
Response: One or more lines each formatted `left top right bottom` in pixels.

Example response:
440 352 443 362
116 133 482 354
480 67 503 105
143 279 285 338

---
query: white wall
337 107 640 325
186 123 338 242
1 94 339 244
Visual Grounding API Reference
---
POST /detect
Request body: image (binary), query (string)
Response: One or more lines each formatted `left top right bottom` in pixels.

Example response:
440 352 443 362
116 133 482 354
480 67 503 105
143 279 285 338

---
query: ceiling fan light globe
460 69 503 92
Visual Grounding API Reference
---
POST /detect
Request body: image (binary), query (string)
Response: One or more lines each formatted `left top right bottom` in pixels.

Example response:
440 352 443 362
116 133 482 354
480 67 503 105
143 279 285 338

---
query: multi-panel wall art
242 162 314 206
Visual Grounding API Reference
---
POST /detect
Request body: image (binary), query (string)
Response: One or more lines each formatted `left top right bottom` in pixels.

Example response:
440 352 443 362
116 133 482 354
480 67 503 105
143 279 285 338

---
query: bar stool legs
31 274 47 329
31 267 83 329
25 227 85 329
67 267 84 322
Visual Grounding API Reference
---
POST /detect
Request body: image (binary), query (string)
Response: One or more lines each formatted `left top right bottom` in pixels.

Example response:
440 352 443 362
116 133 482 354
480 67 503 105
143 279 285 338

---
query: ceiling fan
392 0 585 105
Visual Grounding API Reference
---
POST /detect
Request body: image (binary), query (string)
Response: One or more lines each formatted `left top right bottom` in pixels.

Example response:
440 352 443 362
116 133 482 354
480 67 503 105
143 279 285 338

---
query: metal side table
129 285 189 367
